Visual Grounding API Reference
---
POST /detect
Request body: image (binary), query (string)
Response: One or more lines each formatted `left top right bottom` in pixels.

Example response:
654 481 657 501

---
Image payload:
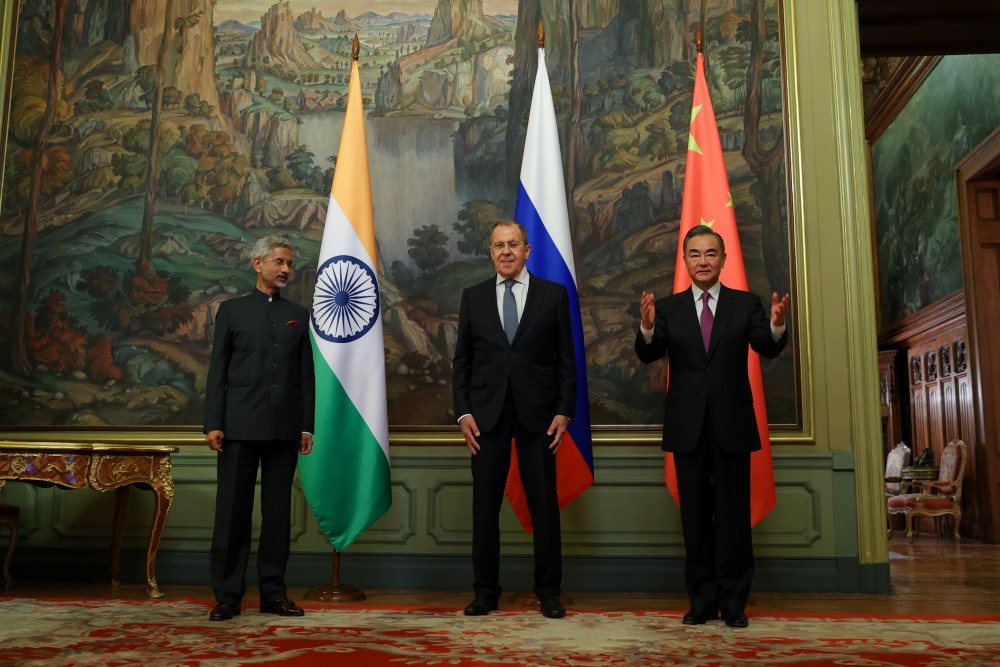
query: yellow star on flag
688 105 703 155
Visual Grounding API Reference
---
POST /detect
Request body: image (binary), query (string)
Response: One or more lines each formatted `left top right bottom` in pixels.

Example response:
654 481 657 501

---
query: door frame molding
956 126 1000 543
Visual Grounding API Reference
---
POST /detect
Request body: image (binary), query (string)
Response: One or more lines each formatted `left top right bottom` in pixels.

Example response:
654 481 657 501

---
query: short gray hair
250 235 295 265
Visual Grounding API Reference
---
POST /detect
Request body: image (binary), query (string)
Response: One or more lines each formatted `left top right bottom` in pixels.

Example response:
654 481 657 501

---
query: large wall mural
0 0 796 430
873 54 1000 329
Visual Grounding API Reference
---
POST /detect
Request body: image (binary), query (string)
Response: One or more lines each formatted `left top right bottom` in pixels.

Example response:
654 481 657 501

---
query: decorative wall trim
358 479 419 546
864 56 942 143
879 291 965 346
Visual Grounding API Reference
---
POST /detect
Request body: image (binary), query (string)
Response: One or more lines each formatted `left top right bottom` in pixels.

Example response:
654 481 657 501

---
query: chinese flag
666 52 776 527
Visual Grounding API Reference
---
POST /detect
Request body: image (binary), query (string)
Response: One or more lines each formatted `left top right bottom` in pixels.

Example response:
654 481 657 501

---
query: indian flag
299 38 391 551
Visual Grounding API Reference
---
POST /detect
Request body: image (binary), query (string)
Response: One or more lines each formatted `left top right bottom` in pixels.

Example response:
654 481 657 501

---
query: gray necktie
503 279 518 343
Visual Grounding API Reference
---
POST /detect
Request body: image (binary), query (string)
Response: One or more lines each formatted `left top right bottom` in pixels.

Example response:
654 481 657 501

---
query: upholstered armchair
0 488 19 589
884 442 911 537
886 439 967 543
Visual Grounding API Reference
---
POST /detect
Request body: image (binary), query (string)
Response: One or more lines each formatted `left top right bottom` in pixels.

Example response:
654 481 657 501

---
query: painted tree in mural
505 2 540 190
7 0 70 376
136 0 176 276
743 0 788 296
138 2 210 276
565 1 583 199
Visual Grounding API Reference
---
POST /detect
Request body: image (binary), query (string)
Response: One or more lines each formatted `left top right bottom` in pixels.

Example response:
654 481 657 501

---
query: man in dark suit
635 225 790 628
204 235 315 621
453 220 576 619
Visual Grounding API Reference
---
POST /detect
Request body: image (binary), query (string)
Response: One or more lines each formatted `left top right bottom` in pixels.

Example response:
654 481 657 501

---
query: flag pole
302 34 371 604
508 18 575 611
304 549 366 602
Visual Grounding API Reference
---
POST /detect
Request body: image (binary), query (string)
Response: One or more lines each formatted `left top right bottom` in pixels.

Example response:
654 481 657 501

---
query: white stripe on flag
520 49 576 286
313 195 389 458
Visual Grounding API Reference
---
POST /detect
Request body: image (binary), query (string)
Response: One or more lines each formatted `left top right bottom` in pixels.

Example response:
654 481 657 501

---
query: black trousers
471 393 562 599
209 439 299 605
673 414 754 613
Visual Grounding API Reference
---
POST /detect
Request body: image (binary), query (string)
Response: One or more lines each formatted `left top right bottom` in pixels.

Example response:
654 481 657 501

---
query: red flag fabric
665 52 776 527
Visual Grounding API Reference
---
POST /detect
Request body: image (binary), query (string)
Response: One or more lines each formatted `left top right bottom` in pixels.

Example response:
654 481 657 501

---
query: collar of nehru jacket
252 287 282 301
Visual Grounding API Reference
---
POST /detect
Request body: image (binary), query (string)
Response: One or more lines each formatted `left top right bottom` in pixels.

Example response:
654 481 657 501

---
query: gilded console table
0 441 177 598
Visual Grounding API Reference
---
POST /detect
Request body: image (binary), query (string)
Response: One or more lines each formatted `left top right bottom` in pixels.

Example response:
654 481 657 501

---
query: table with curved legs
0 441 177 598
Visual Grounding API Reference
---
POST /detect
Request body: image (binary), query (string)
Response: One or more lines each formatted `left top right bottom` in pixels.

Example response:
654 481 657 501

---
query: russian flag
505 45 594 532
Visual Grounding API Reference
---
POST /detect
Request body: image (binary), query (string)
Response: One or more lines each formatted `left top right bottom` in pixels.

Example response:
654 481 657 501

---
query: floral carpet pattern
1 598 999 666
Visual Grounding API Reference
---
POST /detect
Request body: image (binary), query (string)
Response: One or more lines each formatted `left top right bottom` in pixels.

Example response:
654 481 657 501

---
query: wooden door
958 158 1000 542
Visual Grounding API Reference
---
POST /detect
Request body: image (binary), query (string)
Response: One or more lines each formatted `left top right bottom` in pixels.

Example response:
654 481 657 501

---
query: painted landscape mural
0 0 796 430
873 54 1000 329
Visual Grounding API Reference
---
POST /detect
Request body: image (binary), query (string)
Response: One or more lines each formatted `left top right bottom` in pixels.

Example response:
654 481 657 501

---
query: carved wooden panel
89 455 157 490
943 379 959 444
957 373 980 529
926 382 943 457
957 375 977 449
925 351 938 382
910 385 928 452
899 315 979 537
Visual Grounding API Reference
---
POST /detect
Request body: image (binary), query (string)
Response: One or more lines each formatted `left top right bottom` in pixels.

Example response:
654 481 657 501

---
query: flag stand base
304 583 366 603
304 549 366 602
509 589 574 608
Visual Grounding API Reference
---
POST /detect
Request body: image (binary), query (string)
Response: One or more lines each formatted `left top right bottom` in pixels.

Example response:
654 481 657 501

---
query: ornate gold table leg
144 455 175 599
110 486 131 587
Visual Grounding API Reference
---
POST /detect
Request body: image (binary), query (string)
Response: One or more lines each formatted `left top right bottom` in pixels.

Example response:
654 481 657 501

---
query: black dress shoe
209 602 241 621
722 609 749 628
682 607 718 625
539 595 566 619
463 595 499 616
260 598 305 617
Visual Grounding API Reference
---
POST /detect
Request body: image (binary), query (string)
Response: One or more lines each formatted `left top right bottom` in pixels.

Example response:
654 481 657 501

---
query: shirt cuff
639 323 654 344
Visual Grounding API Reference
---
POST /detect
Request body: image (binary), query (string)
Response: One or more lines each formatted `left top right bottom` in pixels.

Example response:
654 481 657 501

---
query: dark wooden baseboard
8 549 891 595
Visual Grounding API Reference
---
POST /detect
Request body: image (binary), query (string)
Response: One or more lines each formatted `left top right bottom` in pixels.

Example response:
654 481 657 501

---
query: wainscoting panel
6 445 858 588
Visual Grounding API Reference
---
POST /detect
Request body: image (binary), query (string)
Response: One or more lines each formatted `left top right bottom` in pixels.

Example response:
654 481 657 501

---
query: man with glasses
453 220 576 619
204 235 315 621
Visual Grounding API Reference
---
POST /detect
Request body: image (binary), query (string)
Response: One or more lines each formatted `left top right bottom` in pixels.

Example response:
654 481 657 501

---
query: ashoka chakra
311 255 380 343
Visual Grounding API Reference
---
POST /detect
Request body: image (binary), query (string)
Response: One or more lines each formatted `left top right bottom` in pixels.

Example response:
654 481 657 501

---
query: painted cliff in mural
0 0 795 428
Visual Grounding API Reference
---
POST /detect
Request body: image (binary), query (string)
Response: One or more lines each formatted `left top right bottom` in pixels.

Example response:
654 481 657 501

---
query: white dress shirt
496 267 529 322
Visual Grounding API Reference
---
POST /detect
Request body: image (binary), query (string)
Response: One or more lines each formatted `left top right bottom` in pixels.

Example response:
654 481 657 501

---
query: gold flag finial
537 19 545 49
695 24 703 54
352 34 360 61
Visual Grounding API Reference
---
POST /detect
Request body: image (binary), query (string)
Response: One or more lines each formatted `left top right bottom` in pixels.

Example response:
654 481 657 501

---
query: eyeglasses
264 257 295 270
491 241 523 252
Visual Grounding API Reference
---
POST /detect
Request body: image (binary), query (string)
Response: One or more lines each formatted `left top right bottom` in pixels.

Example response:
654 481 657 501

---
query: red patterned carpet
1 598 999 666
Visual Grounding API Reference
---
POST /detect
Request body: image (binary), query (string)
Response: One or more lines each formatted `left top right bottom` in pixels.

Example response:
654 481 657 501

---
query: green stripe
299 340 391 551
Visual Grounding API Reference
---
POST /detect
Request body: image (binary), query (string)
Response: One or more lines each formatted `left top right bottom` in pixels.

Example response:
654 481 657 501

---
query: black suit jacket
204 289 315 442
453 273 576 434
635 284 786 454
